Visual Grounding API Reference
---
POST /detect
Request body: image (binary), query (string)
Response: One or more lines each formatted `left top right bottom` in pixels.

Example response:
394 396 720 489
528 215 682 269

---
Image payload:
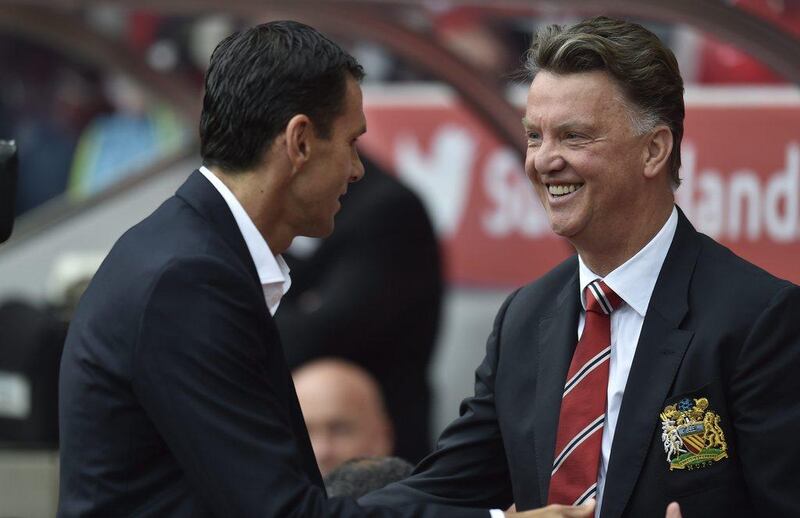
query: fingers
510 499 596 517
566 499 596 517
665 502 682 518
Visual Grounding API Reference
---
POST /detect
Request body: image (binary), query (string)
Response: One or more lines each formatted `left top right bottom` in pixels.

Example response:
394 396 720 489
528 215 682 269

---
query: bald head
293 359 394 476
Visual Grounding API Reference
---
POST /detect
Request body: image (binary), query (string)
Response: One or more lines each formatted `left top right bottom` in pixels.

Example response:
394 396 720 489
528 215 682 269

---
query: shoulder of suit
505 254 578 308
694 233 796 298
520 254 578 291
108 196 253 291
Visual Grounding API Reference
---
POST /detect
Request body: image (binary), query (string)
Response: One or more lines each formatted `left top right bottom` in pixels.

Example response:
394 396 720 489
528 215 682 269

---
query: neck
576 198 673 277
208 165 294 255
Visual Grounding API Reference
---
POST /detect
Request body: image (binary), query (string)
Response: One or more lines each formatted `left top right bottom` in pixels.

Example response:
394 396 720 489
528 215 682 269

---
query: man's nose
531 138 566 176
350 156 365 183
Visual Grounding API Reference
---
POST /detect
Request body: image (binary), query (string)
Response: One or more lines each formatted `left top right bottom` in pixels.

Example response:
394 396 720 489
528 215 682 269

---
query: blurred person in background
13 69 84 214
432 6 520 80
0 37 106 215
277 155 442 464
57 19 585 518
0 251 102 447
0 139 67 447
67 73 186 199
294 359 394 476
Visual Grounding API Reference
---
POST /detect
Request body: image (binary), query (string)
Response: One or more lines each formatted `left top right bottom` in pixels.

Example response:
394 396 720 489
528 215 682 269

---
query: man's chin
547 220 582 242
548 221 571 237
307 221 335 239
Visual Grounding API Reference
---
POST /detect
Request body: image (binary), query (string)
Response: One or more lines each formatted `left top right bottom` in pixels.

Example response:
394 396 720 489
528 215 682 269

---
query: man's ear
285 114 313 173
643 125 673 180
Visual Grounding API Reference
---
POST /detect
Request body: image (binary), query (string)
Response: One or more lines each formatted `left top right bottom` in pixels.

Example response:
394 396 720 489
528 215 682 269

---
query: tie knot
584 280 622 315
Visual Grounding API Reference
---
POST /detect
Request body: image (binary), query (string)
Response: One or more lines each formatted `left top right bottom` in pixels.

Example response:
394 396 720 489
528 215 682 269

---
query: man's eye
527 132 541 141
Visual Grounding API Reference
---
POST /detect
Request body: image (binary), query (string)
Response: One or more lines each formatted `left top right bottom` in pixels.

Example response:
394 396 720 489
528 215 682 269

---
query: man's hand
505 500 681 517
507 500 595 517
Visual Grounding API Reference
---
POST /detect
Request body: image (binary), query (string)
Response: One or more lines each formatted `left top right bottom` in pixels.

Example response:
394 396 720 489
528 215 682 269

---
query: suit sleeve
359 290 519 510
729 283 800 515
132 256 486 518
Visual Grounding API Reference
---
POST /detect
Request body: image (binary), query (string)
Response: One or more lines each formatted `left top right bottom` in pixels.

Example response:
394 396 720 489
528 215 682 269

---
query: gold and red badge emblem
660 397 728 471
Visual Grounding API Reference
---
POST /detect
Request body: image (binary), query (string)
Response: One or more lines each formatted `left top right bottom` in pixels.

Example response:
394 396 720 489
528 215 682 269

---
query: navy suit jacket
361 209 800 517
58 171 487 518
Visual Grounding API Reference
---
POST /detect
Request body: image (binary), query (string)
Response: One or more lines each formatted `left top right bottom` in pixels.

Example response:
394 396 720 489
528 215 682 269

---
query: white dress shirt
491 210 677 518
578 206 678 516
199 166 291 315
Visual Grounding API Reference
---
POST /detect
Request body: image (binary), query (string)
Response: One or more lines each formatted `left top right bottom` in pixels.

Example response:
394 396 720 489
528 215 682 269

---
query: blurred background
0 0 798 515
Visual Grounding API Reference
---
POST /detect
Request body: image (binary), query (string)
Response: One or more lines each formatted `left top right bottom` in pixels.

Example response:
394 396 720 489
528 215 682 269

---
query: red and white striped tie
548 279 622 506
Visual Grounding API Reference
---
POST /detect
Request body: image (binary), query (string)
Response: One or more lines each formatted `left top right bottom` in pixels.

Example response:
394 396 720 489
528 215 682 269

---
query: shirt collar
578 206 678 316
199 166 291 314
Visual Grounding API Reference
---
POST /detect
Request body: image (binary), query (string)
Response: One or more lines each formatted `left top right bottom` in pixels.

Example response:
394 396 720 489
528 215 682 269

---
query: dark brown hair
525 17 684 186
200 21 364 173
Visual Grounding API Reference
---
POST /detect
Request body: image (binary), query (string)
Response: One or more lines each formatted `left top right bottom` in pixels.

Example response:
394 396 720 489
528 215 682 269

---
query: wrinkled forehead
524 70 630 127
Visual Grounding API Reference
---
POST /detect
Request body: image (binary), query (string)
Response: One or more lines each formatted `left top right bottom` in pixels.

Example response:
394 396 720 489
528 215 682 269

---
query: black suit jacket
57 171 487 518
361 208 800 517
276 160 442 463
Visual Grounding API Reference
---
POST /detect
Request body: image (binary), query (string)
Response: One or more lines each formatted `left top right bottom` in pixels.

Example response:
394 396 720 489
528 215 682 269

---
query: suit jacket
57 170 486 518
276 159 442 463
361 208 800 517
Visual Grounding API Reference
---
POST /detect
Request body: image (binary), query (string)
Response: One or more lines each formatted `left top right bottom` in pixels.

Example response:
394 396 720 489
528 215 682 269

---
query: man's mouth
547 183 584 197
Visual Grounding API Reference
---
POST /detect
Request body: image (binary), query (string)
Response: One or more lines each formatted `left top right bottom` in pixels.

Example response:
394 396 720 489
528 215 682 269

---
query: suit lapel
599 210 700 518
533 267 581 504
176 170 263 289
175 171 324 487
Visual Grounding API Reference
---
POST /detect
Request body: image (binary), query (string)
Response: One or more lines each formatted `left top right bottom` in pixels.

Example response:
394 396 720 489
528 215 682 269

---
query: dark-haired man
361 16 799 518
57 21 591 518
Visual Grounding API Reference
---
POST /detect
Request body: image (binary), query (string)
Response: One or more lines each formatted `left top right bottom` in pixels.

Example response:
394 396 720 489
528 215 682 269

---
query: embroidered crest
660 397 728 471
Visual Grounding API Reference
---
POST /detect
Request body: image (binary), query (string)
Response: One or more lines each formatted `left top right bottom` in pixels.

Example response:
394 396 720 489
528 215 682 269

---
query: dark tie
548 279 622 506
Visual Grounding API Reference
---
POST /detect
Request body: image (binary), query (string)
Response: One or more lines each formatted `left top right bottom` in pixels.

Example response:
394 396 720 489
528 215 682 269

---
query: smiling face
524 70 660 256
289 77 367 238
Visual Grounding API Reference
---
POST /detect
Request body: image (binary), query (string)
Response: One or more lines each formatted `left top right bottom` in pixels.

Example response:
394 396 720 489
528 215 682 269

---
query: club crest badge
660 397 728 471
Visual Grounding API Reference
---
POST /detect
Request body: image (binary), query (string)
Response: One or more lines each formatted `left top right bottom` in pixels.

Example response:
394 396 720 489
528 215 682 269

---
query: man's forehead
530 69 623 99
341 80 367 133
523 98 602 128
524 71 623 122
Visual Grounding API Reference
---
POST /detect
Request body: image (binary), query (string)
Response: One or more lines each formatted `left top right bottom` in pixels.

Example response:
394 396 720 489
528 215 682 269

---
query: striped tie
548 279 622 506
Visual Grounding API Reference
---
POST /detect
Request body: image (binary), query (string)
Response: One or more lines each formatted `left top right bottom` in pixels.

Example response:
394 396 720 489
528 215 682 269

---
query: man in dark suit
276 156 442 464
57 20 591 518
361 17 798 518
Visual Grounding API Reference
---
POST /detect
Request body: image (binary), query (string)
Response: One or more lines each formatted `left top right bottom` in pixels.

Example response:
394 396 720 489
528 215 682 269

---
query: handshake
506 500 682 517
